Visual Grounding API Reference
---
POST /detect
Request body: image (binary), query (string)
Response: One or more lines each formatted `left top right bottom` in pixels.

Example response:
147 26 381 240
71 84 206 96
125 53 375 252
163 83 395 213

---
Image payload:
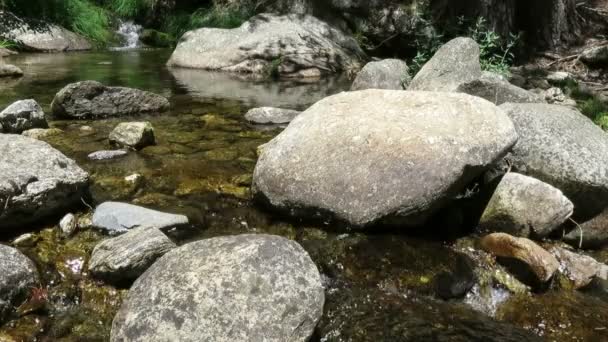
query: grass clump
164 3 254 40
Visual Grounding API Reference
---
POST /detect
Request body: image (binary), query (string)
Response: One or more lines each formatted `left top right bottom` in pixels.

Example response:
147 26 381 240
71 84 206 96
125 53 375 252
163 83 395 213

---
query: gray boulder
109 122 155 150
580 45 608 65
88 226 176 284
51 81 170 119
350 59 410 91
499 103 608 220
245 107 301 124
0 134 89 229
564 208 608 249
92 202 189 234
253 90 518 227
479 173 573 238
88 150 128 161
0 99 47 133
409 37 482 92
0 244 39 323
457 73 545 105
0 63 22 77
549 246 608 289
167 13 365 78
111 234 324 342
0 11 91 52
546 71 573 85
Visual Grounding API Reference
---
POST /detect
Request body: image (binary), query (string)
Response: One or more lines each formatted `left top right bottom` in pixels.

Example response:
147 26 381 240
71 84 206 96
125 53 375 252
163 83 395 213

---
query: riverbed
0 49 607 341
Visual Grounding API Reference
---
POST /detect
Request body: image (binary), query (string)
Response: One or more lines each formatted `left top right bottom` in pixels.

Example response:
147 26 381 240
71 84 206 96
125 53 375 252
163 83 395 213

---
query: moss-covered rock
140 29 174 48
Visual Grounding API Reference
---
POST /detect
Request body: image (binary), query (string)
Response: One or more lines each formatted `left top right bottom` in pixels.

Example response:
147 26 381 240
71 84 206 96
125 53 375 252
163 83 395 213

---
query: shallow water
1 50 607 341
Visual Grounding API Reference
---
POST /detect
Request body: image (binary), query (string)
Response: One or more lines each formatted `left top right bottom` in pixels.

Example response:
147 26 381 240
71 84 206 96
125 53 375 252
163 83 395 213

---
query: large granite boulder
51 81 170 119
92 202 189 234
253 90 518 227
499 103 608 220
0 134 89 229
0 11 91 52
111 234 324 342
0 99 47 133
457 72 545 105
0 244 39 323
88 226 176 284
350 59 410 91
167 13 365 78
479 173 574 238
408 37 482 92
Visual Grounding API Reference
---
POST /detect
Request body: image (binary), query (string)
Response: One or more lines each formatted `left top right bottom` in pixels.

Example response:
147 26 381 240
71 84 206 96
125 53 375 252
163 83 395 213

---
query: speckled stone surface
0 244 39 323
351 59 410 91
111 234 324 342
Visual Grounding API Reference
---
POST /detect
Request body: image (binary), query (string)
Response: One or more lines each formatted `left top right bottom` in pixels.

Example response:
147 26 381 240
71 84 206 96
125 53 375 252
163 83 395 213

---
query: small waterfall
114 20 142 50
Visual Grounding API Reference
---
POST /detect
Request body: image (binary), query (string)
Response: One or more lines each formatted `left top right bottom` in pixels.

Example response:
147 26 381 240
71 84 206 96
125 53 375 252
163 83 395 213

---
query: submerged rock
92 202 189 234
244 107 301 124
51 81 170 119
0 134 89 229
88 227 176 284
109 122 155 150
0 244 39 323
499 103 608 220
253 90 517 227
167 13 365 78
0 99 47 133
22 128 62 140
481 233 559 283
88 150 128 161
111 234 324 342
350 59 410 91
409 37 482 92
479 173 573 238
0 11 91 52
0 63 22 77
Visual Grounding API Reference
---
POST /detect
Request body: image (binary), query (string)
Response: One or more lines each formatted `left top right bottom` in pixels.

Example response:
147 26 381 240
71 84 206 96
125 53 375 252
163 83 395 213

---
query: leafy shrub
163 3 253 40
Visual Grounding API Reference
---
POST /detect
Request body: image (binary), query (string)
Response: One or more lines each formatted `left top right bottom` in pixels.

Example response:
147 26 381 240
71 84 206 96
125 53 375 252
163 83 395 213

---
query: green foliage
0 39 16 49
580 98 608 120
163 4 253 40
112 0 150 18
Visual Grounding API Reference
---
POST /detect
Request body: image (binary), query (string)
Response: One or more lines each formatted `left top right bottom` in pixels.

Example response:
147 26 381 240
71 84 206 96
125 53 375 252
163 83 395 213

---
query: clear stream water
0 50 607 341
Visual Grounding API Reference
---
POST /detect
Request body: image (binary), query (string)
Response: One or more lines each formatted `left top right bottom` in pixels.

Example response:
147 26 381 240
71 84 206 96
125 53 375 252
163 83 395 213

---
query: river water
0 49 607 341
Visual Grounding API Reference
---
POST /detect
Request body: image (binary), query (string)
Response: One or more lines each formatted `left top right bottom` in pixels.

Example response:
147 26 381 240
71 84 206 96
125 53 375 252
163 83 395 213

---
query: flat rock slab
253 90 518 227
245 107 301 124
351 59 410 91
111 234 324 342
51 81 170 119
167 13 365 78
479 173 573 238
0 134 89 229
481 233 559 283
92 202 189 234
0 244 39 323
499 103 608 220
0 99 47 133
88 150 128 161
88 226 176 284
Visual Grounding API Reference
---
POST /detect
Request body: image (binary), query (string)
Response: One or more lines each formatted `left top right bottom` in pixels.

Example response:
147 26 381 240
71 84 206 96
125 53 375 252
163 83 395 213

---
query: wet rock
87 150 128 161
244 107 301 124
549 246 608 289
457 73 545 105
111 234 324 342
139 29 172 48
580 45 608 65
0 63 22 77
167 13 365 78
22 128 62 140
0 99 47 133
0 134 89 229
409 37 482 91
565 208 608 249
434 253 477 300
500 103 608 220
350 59 410 91
253 90 517 227
0 244 39 323
0 47 17 57
479 173 573 238
0 11 91 52
546 71 573 85
481 233 559 283
88 227 176 284
92 202 189 234
109 122 155 150
59 213 77 237
51 81 170 119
